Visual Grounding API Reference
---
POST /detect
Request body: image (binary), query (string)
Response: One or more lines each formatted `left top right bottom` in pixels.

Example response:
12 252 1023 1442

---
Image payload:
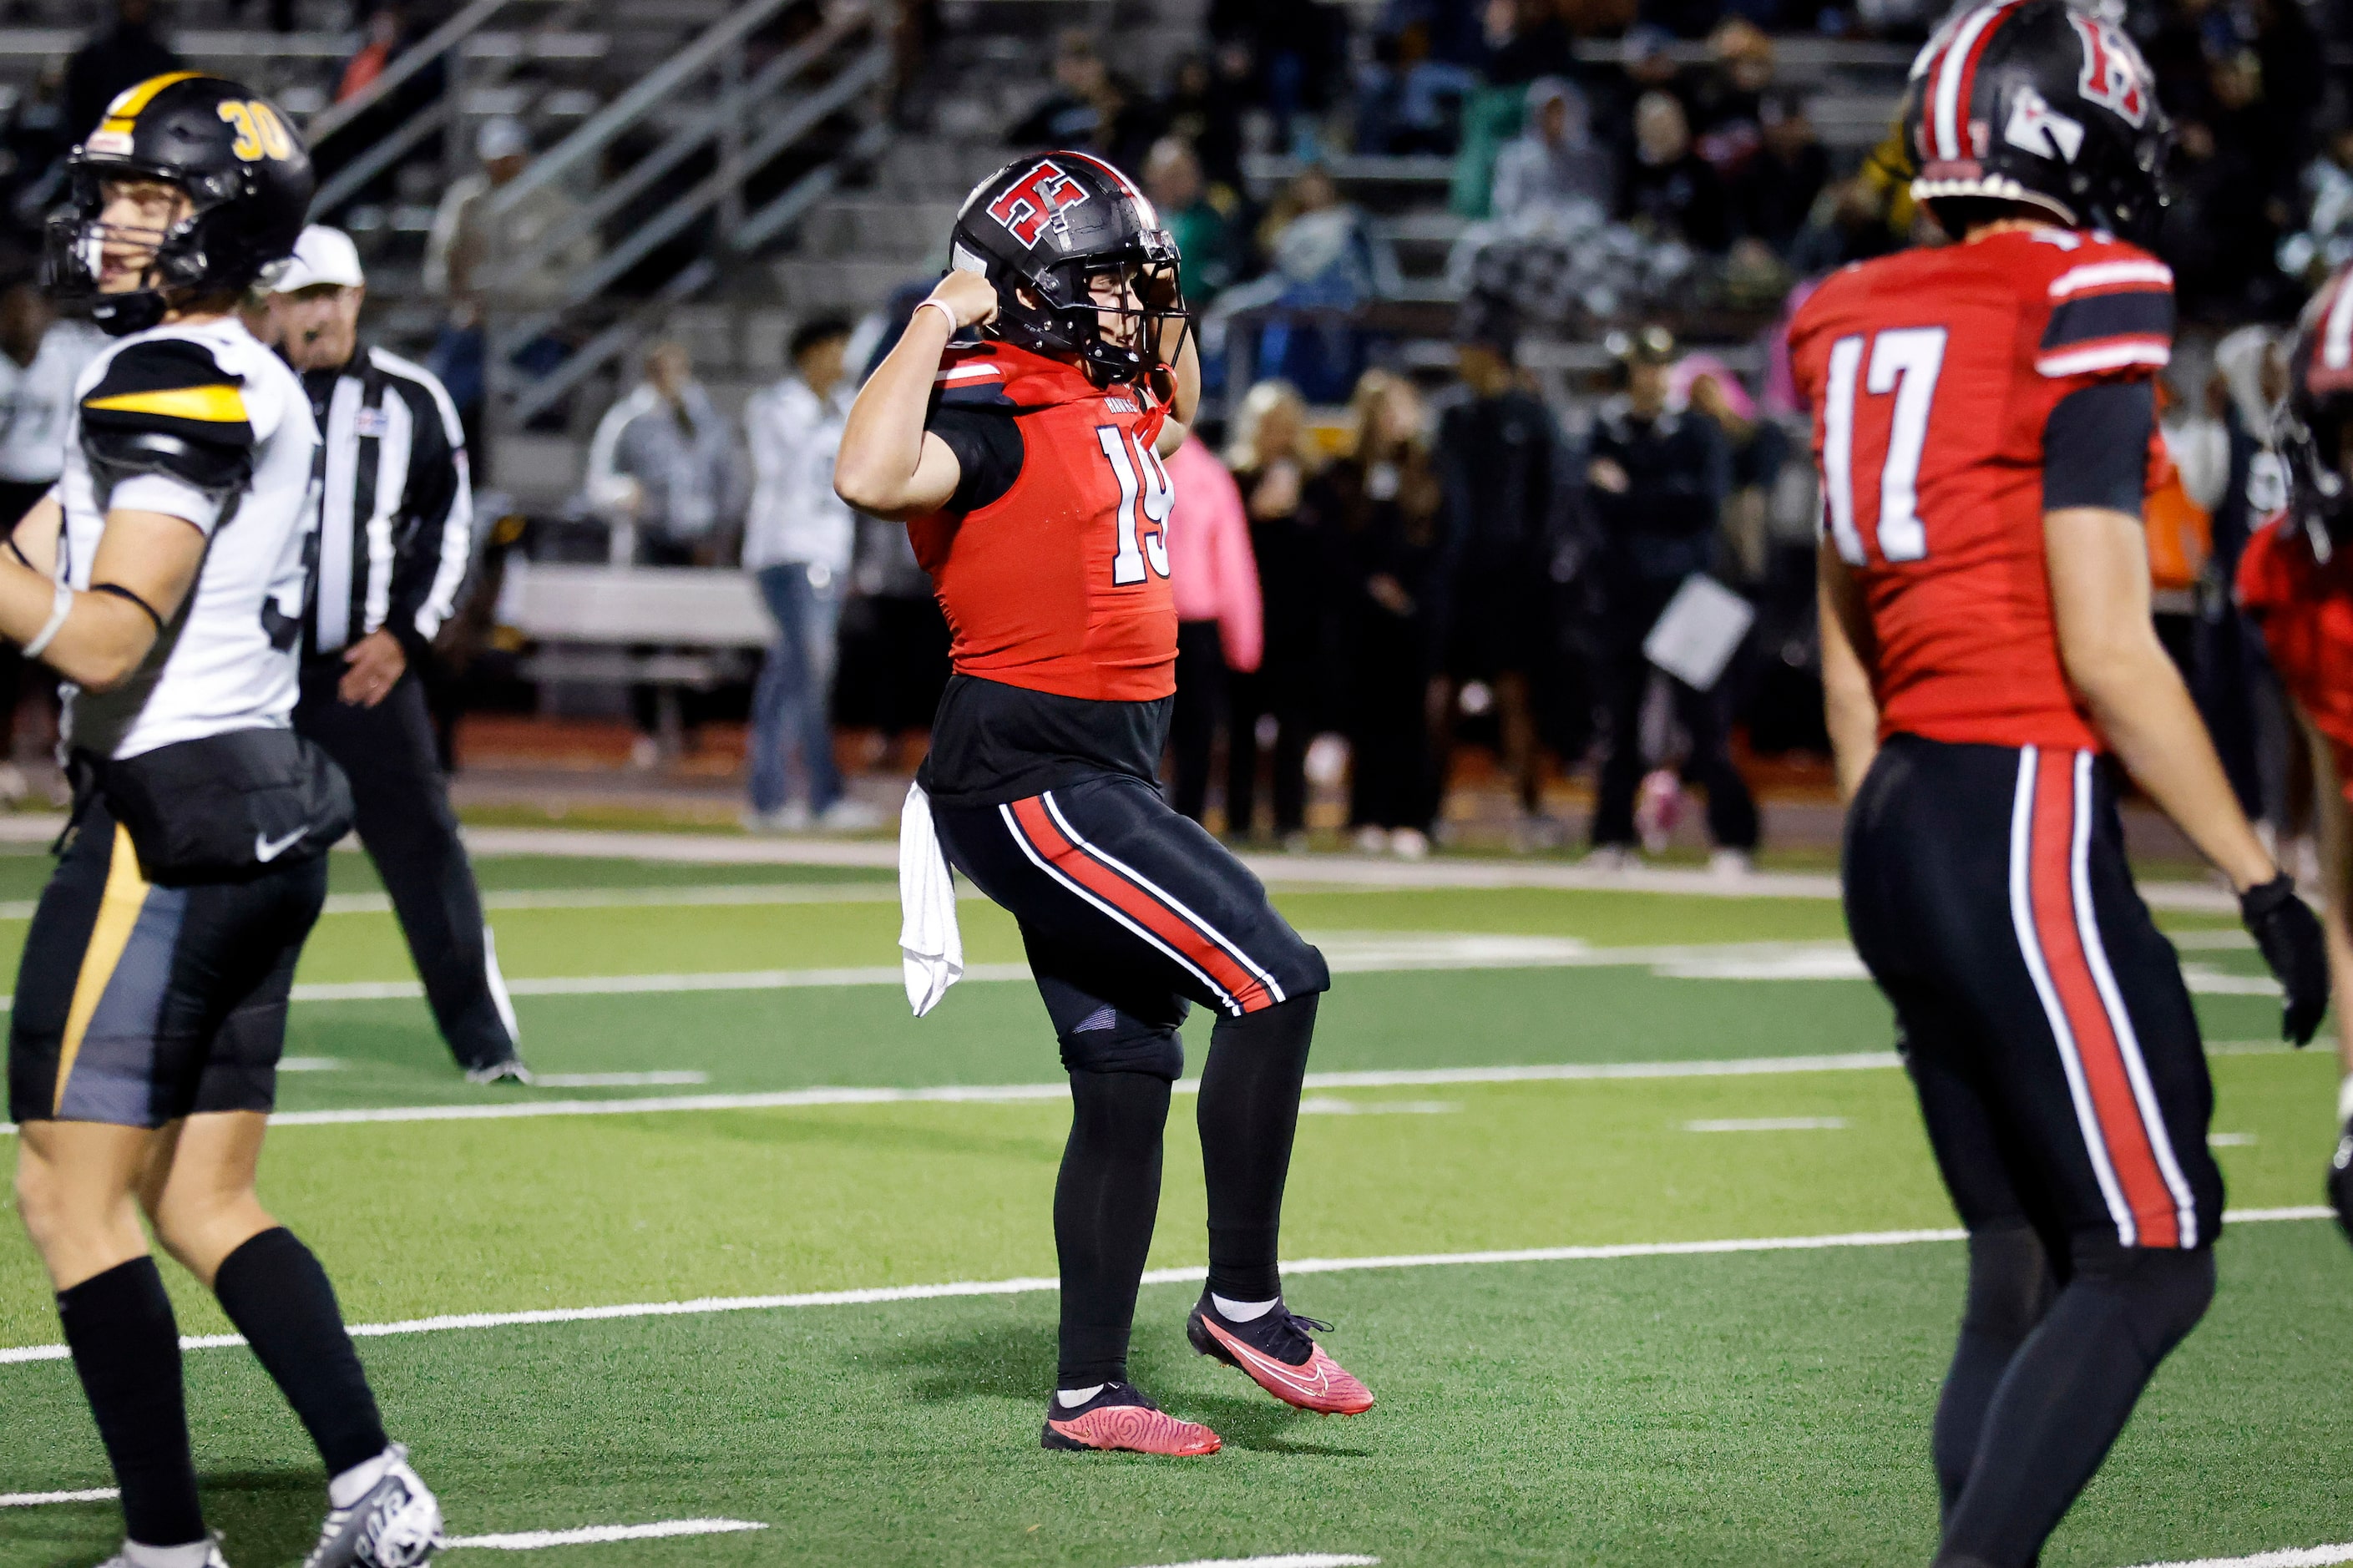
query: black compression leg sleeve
58 1257 206 1548
1055 1070 1172 1388
1197 993 1318 1302
1932 1227 2057 1520
212 1228 389 1475
1935 1246 2215 1568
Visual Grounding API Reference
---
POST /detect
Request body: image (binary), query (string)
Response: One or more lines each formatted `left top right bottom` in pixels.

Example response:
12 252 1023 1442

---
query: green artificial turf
0 862 2342 1568
3 1223 2349 1567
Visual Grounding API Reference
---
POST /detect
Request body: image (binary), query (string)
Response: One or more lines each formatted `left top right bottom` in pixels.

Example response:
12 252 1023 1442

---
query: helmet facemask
991 239 1188 391
44 159 286 336
2284 397 2353 561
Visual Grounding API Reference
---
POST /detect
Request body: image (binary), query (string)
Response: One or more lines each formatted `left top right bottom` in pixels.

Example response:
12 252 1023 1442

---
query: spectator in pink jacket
1165 434 1263 825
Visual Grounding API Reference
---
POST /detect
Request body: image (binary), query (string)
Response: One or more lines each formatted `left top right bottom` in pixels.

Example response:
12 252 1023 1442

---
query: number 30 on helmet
1903 0 2168 243
43 72 315 336
948 152 1187 390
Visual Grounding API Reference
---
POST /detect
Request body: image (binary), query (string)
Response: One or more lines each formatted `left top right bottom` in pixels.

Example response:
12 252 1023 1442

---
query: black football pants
1844 735 2219 1568
295 663 517 1071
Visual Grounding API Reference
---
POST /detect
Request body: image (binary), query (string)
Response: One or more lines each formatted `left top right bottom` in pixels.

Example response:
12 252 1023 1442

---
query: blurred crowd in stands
3 0 2349 857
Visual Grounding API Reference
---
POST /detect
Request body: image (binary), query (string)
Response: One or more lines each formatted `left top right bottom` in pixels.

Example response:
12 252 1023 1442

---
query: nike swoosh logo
1205 1318 1329 1397
255 828 306 862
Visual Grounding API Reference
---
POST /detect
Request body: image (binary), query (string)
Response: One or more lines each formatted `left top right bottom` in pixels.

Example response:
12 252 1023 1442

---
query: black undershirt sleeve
927 406 1025 514
2042 380 2155 518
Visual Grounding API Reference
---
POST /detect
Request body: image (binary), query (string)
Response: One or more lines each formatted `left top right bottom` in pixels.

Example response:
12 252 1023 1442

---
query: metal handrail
310 97 448 216
486 0 828 220
306 0 517 145
519 42 888 312
498 107 895 428
486 10 865 294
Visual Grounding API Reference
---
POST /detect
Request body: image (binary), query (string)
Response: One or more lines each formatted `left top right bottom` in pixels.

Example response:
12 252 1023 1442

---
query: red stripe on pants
1008 796 1273 1012
2028 755 2181 1247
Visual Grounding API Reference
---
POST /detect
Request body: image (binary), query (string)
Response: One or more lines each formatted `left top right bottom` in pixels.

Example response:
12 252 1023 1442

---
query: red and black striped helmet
1903 0 2168 242
948 151 1186 388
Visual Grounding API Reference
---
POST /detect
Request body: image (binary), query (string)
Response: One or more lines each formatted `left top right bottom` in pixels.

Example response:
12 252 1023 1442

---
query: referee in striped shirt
267 226 529 1084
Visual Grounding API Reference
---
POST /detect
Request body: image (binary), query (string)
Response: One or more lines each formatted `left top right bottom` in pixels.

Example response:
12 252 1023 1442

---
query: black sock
1932 1227 2056 1520
1936 1247 2214 1568
57 1257 206 1548
1054 1070 1171 1388
211 1228 388 1476
1197 992 1318 1303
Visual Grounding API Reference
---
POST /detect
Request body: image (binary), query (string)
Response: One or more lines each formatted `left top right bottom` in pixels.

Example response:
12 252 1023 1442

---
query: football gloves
2239 873 2330 1046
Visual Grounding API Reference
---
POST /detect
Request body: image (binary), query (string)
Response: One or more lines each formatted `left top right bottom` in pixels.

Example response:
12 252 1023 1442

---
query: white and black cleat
303 1445 443 1568
462 1056 533 1087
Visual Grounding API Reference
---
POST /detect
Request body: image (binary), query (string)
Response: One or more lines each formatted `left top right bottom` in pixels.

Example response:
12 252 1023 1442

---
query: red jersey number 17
1821 326 1948 567
1096 426 1172 585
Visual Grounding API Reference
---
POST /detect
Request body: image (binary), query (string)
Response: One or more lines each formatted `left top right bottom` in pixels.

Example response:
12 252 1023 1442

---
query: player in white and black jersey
10 74 441 1568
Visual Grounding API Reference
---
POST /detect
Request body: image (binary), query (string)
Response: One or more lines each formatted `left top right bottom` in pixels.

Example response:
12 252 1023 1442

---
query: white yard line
523 1072 708 1088
1129 1557 1379 1568
0 815 2253 908
0 1209 2327 1369
444 1520 769 1550
2132 1544 2353 1567
0 1052 1906 1136
0 1488 119 1507
1298 1098 1459 1115
1684 1117 1849 1132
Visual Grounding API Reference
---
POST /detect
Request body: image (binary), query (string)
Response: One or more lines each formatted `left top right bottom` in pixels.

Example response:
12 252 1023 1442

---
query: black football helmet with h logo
45 73 314 336
948 152 1187 388
1902 0 2168 242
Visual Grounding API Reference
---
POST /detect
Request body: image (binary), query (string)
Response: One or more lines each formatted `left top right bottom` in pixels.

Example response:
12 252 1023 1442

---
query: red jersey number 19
1821 326 1948 567
1096 426 1172 585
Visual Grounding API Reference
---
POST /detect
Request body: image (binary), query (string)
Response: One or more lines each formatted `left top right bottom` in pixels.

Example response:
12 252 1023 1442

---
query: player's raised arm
834 271 999 519
1154 316 1201 457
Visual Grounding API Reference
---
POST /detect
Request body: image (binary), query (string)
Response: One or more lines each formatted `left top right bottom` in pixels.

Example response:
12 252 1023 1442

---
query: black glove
2239 873 2330 1046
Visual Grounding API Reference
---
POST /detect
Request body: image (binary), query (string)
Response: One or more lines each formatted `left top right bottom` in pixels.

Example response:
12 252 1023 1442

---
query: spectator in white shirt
741 317 876 831
0 281 102 522
0 280 100 802
585 339 744 566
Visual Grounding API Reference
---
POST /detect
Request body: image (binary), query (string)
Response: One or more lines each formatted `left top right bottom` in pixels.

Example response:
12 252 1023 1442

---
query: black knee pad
1058 1010 1185 1080
1961 1225 2057 1342
2068 1237 2216 1363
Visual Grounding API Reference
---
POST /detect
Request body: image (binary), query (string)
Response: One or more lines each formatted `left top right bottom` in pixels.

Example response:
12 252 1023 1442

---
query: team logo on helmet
2070 14 2148 128
988 159 1091 247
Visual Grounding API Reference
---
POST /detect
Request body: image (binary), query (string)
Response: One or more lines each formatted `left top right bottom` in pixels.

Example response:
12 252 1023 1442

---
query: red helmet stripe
1934 0 2020 159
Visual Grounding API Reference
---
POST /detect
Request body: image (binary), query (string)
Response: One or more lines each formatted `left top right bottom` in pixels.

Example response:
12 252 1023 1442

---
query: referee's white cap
273 225 367 292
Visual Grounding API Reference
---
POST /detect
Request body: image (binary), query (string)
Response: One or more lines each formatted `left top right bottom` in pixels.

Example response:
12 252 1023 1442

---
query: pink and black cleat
1041 1382 1222 1455
1187 1296 1374 1415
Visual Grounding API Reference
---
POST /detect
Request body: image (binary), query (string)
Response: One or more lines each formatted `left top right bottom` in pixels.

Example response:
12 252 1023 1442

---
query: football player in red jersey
2238 271 2353 1242
837 153 1371 1457
1791 4 2329 1563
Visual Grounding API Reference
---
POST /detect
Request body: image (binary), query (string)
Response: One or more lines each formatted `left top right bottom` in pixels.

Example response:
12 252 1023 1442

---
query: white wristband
22 578 70 660
912 299 958 336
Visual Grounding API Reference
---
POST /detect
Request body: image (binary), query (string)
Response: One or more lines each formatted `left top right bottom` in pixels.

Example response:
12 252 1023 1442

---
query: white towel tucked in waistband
898 780 963 1016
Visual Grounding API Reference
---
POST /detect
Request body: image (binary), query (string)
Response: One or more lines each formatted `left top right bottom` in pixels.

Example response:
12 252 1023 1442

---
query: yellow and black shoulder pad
81 340 255 496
